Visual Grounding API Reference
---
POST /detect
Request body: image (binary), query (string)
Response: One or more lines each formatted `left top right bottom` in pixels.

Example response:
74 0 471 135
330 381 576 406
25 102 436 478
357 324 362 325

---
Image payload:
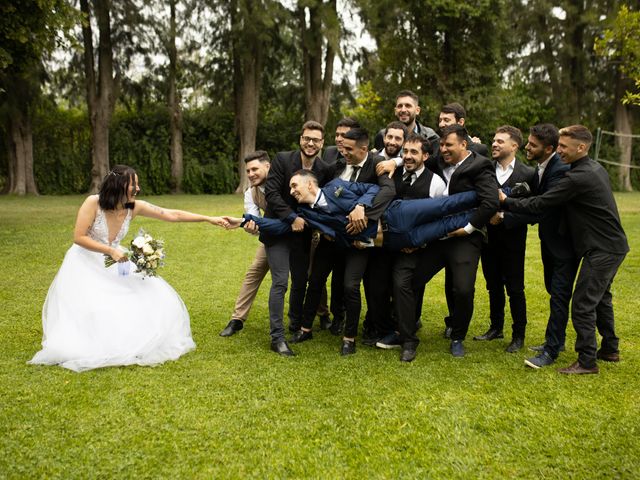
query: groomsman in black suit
262 120 333 356
474 126 535 352
291 127 396 355
380 133 447 354
501 125 629 374
495 124 577 368
402 124 498 361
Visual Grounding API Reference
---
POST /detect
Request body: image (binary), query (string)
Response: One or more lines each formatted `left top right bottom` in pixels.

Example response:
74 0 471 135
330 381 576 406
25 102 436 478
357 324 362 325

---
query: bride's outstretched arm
73 196 128 262
135 200 229 227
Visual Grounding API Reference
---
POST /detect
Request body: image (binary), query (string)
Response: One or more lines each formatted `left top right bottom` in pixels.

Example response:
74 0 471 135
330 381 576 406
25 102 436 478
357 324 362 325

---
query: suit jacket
425 151 498 229
332 152 396 222
503 153 573 259
487 159 535 248
322 146 345 168
504 156 629 257
466 135 489 157
262 150 333 244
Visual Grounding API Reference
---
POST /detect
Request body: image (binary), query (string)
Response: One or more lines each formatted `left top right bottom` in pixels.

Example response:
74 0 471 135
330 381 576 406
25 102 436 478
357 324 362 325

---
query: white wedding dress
29 206 195 372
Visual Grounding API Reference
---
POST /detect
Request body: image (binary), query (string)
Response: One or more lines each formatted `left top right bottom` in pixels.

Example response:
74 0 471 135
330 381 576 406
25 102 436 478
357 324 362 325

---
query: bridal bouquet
104 229 165 277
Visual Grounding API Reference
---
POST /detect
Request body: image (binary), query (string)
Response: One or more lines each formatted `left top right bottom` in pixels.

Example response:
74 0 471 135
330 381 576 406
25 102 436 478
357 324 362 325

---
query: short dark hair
395 90 419 105
559 125 593 146
440 124 469 143
336 117 360 129
301 120 324 136
404 132 432 155
291 169 318 186
440 102 466 121
343 127 369 147
529 124 559 150
244 150 270 164
98 164 137 211
495 125 523 148
384 121 408 139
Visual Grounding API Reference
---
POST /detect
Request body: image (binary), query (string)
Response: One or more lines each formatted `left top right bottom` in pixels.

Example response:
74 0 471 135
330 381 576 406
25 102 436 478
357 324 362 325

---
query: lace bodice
89 207 132 246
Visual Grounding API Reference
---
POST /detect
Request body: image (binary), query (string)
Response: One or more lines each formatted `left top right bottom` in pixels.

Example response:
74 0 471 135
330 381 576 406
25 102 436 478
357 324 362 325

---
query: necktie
403 172 413 186
349 166 360 182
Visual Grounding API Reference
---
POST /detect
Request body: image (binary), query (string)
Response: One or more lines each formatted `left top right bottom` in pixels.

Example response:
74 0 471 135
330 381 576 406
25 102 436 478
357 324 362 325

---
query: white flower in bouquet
104 229 165 278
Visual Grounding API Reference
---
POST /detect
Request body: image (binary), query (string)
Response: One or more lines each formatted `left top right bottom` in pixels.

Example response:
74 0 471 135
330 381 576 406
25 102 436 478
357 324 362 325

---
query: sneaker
375 332 402 350
529 343 565 352
524 351 555 369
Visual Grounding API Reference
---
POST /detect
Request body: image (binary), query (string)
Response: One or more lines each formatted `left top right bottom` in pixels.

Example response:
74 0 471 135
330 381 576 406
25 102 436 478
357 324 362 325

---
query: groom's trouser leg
265 238 291 343
231 244 269 321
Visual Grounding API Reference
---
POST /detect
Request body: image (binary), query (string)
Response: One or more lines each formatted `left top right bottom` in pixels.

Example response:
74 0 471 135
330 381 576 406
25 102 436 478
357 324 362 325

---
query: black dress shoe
505 337 524 353
270 341 295 357
473 328 504 341
318 314 332 330
443 326 453 339
329 317 345 336
288 323 301 334
340 340 356 356
219 319 244 337
400 348 416 362
450 340 465 357
290 330 313 344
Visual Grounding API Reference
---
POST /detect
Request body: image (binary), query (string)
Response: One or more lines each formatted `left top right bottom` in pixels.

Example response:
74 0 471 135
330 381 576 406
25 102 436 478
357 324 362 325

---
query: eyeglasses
301 136 323 145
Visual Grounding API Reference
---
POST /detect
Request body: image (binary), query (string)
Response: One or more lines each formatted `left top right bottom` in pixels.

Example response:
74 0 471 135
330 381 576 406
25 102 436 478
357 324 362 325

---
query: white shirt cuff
463 223 476 234
394 157 404 167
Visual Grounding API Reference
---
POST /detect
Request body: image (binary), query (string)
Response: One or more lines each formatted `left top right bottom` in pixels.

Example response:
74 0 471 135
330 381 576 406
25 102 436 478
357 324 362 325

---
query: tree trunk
81 0 117 193
614 72 633 191
5 110 38 195
300 0 336 126
231 0 262 194
169 0 184 193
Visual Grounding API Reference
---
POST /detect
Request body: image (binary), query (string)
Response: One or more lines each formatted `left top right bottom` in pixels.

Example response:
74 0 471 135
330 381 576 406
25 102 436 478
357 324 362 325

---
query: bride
29 165 227 372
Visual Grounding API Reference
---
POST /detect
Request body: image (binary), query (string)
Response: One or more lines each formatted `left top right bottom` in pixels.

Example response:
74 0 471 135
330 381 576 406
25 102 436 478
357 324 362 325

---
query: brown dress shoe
597 350 620 362
557 361 599 375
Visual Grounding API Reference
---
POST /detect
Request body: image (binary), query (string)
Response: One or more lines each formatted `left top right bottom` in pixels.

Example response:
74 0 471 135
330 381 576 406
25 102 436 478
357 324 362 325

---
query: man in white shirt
475 126 535 353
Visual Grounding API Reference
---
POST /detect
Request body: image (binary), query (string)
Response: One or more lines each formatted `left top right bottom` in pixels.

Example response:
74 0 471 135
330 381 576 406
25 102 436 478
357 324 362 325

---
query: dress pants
231 243 269 321
264 231 311 342
408 232 484 347
571 250 625 369
343 248 371 338
480 235 527 338
364 248 394 336
395 251 420 343
540 242 579 358
302 238 345 329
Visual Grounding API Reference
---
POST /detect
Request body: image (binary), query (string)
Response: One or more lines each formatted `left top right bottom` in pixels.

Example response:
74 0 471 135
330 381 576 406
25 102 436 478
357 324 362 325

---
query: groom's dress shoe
290 330 313 344
473 328 503 341
270 341 295 357
219 319 243 337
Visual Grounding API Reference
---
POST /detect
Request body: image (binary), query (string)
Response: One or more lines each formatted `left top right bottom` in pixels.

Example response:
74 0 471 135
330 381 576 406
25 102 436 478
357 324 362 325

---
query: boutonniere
334 186 344 198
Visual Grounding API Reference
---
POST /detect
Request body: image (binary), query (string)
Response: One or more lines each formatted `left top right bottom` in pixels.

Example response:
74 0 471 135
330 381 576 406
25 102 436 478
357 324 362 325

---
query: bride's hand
220 216 243 229
109 247 128 263
209 216 231 228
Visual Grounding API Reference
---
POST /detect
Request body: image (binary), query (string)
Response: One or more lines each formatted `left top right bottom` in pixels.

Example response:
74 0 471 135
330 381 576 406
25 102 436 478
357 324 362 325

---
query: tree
80 0 120 193
595 4 640 191
299 0 339 126
0 1 76 195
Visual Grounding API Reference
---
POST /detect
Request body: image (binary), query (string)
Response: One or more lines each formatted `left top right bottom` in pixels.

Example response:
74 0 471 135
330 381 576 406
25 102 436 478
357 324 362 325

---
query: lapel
539 154 560 190
450 151 474 184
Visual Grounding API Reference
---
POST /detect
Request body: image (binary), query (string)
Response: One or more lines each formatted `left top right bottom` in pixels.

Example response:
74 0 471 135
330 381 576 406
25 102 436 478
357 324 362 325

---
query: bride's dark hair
98 165 137 210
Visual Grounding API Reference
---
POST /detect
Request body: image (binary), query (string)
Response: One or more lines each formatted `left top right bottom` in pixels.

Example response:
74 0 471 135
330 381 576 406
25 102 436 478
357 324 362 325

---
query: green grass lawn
1 193 639 479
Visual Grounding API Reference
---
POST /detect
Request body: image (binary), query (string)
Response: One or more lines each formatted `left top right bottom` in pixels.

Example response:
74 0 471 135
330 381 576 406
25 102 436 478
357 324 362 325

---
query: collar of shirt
340 154 369 181
382 149 401 162
496 157 515 174
312 190 328 210
538 154 554 172
403 165 425 181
